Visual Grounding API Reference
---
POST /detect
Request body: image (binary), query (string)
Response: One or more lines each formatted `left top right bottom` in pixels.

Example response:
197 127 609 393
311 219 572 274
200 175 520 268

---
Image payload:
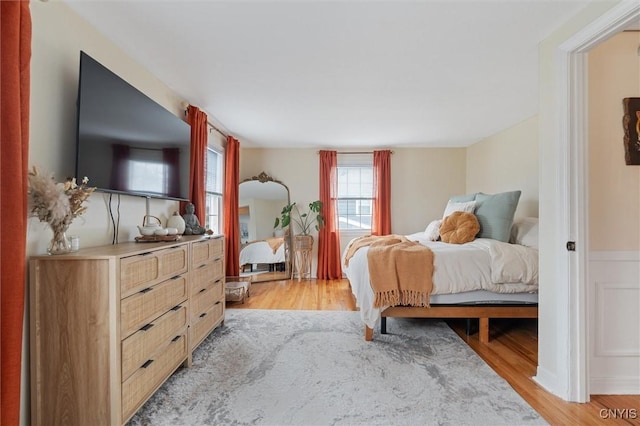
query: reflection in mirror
238 172 291 283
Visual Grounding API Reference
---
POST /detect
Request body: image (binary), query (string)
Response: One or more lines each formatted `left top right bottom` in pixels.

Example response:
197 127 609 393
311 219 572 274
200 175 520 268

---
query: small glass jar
69 235 80 252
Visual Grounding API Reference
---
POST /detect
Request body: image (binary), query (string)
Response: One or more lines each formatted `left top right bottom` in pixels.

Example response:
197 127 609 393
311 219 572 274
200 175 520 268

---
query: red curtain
372 150 392 236
1 1 31 425
317 150 342 279
183 105 207 221
223 136 240 276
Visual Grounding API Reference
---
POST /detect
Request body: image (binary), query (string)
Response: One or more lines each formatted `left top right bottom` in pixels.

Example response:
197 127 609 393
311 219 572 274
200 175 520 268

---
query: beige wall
29 1 188 256
466 116 539 218
239 147 467 274
240 147 466 236
588 32 640 251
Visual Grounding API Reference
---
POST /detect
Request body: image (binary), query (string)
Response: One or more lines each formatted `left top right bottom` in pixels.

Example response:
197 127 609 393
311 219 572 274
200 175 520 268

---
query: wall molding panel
589 251 640 395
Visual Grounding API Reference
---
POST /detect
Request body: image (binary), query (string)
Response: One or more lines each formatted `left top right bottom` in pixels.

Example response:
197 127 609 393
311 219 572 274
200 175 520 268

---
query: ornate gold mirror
238 172 291 282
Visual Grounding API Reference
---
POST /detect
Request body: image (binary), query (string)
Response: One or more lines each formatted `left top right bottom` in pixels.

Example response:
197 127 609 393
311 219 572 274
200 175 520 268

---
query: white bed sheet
343 233 539 329
240 240 286 266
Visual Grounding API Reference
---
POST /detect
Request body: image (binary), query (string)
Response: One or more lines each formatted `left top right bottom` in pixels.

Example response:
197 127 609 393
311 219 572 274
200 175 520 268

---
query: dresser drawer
191 262 224 295
191 285 214 319
121 304 188 381
189 301 224 350
120 246 188 298
121 334 188 422
121 276 188 339
191 237 224 268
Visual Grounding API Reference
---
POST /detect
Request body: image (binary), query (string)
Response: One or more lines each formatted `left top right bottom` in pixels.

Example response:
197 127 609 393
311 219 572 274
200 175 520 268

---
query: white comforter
240 240 286 266
343 233 538 329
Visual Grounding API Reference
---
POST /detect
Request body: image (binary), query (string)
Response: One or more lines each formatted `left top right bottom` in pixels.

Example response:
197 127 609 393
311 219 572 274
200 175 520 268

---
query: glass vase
48 226 72 255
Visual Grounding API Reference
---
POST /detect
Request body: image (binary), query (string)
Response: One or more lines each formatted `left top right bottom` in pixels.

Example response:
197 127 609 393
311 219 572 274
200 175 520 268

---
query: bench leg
365 326 374 341
479 317 490 344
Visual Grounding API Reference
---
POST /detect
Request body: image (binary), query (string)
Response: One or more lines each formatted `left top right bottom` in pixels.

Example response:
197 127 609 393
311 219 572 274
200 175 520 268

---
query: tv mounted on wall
75 51 191 201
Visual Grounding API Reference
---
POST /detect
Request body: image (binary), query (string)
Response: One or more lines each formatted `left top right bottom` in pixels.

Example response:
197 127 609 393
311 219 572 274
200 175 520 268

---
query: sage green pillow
474 191 521 242
449 193 477 203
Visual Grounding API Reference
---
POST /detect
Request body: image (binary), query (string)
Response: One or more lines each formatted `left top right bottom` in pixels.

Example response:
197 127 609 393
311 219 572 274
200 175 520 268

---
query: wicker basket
225 277 251 304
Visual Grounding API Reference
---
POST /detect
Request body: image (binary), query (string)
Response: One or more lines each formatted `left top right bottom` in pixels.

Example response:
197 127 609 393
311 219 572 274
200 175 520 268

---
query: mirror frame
239 172 291 282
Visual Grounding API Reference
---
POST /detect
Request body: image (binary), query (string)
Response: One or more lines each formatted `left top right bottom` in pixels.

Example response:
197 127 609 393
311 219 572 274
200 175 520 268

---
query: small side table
293 235 313 282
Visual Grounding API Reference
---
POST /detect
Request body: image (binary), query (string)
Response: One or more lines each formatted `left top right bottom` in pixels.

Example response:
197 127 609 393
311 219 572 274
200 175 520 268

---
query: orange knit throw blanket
245 237 284 254
264 237 284 254
345 235 434 308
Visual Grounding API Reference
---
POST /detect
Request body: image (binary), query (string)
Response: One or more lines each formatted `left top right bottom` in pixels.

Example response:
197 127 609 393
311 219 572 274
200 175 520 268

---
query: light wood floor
227 278 640 425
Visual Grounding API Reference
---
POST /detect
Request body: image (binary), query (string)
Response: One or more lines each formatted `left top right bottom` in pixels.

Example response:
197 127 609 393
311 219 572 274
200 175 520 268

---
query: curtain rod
207 121 228 139
183 106 229 139
316 150 394 154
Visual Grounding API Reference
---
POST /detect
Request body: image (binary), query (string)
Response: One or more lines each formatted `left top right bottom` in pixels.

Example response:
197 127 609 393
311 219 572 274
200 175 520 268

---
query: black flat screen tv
75 51 191 201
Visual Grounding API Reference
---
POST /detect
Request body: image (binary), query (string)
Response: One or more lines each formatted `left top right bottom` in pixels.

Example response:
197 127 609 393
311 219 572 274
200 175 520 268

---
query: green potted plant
274 201 324 236
275 201 324 281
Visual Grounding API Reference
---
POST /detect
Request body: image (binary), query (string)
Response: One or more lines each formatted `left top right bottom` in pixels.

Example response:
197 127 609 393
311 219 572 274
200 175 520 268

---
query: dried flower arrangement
27 166 96 254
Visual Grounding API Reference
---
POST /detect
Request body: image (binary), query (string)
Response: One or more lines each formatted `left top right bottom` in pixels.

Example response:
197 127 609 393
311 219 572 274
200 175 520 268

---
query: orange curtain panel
1 1 31 425
317 150 342 279
184 105 208 221
372 150 392 236
223 136 240 276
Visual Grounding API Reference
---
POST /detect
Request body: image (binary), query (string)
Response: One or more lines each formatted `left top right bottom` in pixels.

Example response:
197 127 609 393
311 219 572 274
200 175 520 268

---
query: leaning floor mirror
238 172 291 282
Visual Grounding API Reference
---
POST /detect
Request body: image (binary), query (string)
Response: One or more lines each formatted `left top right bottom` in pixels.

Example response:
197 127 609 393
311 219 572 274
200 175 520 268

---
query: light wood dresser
29 235 225 425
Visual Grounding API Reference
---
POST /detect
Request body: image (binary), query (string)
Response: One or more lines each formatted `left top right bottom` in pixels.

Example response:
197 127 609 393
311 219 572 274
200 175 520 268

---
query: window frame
335 155 374 231
204 145 223 234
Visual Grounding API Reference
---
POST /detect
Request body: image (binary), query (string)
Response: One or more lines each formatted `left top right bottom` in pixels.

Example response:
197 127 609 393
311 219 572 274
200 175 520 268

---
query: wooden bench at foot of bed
364 305 538 344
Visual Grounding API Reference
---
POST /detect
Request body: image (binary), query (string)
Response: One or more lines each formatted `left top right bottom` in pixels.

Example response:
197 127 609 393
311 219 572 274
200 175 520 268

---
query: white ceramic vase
167 212 186 234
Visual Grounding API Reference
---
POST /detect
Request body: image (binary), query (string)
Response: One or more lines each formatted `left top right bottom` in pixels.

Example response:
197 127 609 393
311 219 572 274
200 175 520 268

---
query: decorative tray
135 235 182 243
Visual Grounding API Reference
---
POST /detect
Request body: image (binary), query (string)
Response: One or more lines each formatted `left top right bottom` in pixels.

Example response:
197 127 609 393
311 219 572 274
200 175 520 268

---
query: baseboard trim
534 366 568 400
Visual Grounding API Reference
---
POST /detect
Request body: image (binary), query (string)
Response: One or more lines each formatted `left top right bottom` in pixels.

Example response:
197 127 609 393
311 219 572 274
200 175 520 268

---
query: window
205 147 223 233
336 154 373 230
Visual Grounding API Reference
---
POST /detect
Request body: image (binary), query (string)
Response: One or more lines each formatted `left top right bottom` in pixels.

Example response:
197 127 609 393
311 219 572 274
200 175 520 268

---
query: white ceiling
65 0 606 149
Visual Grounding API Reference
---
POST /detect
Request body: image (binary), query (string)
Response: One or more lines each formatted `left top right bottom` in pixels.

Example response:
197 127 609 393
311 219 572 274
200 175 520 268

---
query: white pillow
442 200 476 219
424 219 442 241
510 217 539 248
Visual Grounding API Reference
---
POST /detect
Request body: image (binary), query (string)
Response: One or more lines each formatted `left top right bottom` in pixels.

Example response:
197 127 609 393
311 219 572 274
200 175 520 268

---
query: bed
240 237 287 272
343 192 540 343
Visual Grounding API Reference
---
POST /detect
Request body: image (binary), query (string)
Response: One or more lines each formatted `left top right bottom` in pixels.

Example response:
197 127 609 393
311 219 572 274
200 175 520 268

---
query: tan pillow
440 211 480 244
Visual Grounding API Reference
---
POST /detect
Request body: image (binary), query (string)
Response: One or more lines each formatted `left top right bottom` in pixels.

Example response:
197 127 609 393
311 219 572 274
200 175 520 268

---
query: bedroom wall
465 116 539 218
29 1 186 254
588 31 640 252
587 31 640 394
239 147 467 275
23 2 196 423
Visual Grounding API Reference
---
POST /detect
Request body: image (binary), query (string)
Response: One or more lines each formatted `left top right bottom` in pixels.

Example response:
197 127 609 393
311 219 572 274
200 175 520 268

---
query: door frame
556 0 640 402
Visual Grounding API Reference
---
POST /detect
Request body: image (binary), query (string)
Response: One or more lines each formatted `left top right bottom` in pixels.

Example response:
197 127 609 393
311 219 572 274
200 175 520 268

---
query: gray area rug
129 309 545 426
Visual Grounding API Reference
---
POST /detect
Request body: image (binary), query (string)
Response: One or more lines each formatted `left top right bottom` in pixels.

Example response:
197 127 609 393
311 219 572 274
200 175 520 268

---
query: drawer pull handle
214 279 221 284
141 359 154 369
140 323 154 331
199 288 206 293
170 305 182 311
214 257 222 262
214 301 221 305
198 264 207 269
199 312 207 318
140 287 153 294
171 335 181 343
